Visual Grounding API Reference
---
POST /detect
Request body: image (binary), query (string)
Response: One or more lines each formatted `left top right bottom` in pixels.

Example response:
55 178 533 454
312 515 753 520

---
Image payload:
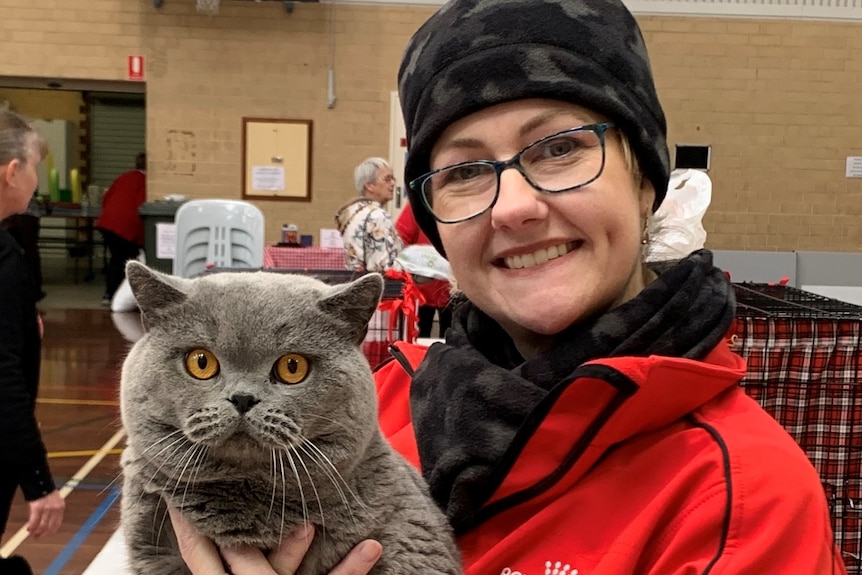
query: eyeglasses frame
410 122 616 224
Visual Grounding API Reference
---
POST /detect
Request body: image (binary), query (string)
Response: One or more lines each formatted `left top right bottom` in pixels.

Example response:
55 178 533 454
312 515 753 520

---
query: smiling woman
366 0 849 573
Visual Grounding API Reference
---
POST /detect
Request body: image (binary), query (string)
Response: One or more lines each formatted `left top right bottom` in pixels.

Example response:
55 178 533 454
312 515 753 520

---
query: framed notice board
242 118 312 201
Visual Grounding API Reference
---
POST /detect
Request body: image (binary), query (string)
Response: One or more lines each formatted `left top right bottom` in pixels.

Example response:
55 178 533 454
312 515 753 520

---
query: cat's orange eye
185 348 220 380
273 353 309 385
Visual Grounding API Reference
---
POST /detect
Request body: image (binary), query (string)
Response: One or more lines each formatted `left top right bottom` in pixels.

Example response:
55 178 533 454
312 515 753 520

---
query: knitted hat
398 0 670 255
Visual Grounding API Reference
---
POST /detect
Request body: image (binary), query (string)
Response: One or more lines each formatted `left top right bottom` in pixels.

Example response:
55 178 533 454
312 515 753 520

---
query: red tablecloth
263 246 345 270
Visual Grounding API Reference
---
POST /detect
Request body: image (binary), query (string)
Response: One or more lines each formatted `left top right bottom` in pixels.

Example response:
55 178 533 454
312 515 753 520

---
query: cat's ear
318 273 384 344
126 261 188 329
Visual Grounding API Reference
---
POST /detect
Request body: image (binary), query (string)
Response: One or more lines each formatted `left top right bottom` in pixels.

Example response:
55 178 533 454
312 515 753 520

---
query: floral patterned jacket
334 198 403 273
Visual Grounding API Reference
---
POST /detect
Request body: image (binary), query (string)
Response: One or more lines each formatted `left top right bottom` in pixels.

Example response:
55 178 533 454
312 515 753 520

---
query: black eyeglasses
410 122 615 224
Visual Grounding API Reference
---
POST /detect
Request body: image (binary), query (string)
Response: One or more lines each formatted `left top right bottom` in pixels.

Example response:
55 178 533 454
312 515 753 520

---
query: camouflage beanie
398 0 670 255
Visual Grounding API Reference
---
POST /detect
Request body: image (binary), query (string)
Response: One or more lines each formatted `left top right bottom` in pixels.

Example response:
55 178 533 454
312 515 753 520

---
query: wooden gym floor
2 307 132 574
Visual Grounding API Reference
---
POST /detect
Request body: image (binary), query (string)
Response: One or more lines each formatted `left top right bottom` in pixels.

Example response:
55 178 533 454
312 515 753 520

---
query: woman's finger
221 544 279 575
328 540 382 575
268 524 315 575
168 506 228 575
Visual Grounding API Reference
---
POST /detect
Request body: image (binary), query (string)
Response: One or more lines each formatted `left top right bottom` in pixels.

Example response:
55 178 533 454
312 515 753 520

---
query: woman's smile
496 240 583 269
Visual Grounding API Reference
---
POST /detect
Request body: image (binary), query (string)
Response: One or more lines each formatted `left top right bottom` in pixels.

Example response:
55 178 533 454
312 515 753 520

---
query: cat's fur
119 262 460 575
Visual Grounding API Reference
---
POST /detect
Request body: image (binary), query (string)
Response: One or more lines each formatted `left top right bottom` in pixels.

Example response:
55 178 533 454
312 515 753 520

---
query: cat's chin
215 431 272 459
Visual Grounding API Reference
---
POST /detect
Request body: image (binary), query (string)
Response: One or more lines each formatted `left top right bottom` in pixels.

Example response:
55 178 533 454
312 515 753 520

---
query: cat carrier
731 283 862 572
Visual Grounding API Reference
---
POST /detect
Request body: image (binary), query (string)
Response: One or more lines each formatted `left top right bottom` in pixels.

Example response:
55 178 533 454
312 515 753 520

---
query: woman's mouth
500 241 582 269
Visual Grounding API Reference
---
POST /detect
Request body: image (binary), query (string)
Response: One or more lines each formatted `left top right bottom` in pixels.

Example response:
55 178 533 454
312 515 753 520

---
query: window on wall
674 144 711 171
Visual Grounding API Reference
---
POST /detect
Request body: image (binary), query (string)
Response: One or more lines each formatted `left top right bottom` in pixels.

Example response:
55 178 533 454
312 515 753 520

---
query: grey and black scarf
409 249 735 533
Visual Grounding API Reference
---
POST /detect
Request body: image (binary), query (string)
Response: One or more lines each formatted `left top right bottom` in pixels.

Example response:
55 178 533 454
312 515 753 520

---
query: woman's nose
490 169 547 230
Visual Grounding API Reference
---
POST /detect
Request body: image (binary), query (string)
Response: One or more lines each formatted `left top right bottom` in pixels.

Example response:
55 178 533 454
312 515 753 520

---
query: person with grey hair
0 109 65 575
334 157 402 273
169 0 846 571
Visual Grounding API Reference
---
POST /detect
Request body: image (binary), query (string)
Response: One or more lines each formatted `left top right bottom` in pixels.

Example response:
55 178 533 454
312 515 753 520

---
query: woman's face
431 99 655 353
1 138 39 217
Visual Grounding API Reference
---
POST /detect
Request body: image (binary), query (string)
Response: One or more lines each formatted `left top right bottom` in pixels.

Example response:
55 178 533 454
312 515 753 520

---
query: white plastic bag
395 245 451 282
646 168 712 263
110 250 146 312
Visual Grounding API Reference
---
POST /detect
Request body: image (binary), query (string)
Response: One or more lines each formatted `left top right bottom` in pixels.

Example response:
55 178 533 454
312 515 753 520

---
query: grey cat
119 262 460 575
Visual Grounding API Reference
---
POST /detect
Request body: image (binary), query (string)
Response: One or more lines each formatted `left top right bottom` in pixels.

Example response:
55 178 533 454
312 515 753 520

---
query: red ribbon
380 269 425 343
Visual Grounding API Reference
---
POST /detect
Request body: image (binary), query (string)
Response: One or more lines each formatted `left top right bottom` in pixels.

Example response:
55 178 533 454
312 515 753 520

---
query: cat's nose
229 393 260 414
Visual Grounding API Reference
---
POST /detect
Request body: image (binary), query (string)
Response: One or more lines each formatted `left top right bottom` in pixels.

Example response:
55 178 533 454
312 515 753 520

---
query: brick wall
641 16 862 251
1 0 860 250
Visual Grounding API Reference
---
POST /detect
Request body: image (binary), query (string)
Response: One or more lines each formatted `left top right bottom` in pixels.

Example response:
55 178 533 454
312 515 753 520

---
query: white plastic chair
172 199 265 278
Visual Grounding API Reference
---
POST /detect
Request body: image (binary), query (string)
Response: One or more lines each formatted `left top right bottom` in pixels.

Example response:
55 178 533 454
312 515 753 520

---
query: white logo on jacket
545 561 577 575
499 561 578 575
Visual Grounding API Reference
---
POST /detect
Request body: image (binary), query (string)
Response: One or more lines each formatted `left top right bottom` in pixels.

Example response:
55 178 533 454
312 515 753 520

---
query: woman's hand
168 506 383 575
27 489 65 538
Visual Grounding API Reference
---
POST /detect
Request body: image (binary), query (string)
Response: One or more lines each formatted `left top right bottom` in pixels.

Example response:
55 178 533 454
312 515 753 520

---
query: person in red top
96 152 146 305
167 0 848 572
395 204 452 338
371 0 848 571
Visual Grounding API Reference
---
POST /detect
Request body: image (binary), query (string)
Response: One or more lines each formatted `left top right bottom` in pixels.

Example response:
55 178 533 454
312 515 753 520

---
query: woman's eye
453 164 484 181
185 348 220 380
273 353 310 385
538 137 577 159
440 163 485 185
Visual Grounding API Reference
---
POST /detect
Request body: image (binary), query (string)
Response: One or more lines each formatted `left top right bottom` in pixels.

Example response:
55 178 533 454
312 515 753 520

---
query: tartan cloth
733 316 862 571
263 246 346 270
363 308 405 368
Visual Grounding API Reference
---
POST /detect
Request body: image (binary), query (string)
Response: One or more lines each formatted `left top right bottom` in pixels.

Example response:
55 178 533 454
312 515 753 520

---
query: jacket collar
482 345 746 511
392 341 745 528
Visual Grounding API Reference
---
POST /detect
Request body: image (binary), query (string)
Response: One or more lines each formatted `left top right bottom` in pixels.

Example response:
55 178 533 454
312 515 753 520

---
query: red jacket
375 342 846 575
96 169 146 245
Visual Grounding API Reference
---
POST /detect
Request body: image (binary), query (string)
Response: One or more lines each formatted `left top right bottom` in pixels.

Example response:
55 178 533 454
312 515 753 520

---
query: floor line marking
42 487 121 575
0 428 126 558
37 398 119 406
48 449 124 459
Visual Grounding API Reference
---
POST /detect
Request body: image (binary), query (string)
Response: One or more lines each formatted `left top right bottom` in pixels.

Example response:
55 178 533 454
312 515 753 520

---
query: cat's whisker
303 413 354 434
287 444 326 540
136 429 190 499
295 442 359 531
180 444 207 510
294 441 345 500
276 450 289 542
155 496 172 551
139 428 185 456
139 438 193 512
299 437 372 519
190 445 209 487
284 448 316 536
102 468 126 497
267 447 278 521
142 434 193 493
170 444 203 504
156 443 203 550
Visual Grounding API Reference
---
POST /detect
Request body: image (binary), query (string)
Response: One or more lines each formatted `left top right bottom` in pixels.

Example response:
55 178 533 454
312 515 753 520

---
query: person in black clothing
0 110 65 574
0 197 43 301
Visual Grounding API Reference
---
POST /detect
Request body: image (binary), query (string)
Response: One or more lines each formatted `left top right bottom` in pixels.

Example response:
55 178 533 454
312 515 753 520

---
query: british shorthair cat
119 262 460 575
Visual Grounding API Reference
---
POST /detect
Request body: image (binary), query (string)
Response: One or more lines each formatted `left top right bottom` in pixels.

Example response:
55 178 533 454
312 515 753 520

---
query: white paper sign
846 156 862 178
320 228 344 249
156 222 176 259
252 166 285 191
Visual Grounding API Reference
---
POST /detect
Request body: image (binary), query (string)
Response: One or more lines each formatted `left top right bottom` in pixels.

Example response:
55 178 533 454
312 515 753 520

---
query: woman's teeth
504 241 576 269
